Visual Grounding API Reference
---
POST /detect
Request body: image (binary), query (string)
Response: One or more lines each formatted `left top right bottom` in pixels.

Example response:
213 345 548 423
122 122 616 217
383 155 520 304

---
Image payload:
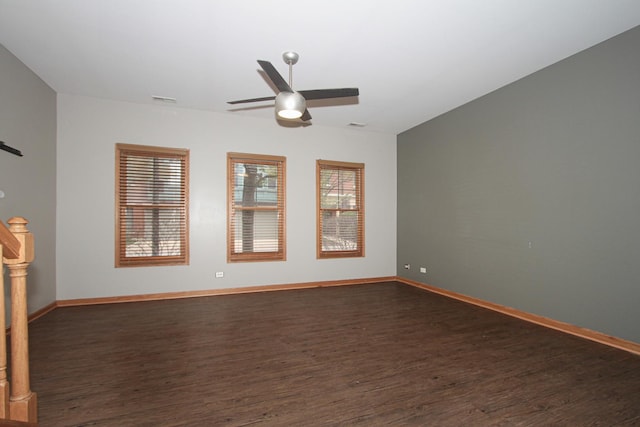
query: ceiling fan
228 52 359 122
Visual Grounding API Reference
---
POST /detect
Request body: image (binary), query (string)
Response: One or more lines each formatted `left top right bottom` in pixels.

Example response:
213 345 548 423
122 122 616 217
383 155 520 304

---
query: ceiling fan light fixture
275 91 306 119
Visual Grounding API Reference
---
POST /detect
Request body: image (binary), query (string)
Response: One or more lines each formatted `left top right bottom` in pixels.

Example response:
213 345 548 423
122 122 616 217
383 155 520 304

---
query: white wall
56 94 396 300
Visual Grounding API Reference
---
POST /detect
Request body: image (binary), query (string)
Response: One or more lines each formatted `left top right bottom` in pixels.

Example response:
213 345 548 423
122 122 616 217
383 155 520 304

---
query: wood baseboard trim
55 276 397 307
28 301 58 322
33 276 640 356
10 302 57 333
397 277 640 356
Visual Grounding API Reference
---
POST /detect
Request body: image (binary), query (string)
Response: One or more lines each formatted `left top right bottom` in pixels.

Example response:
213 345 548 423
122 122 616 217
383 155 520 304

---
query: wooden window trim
317 159 365 259
115 143 190 267
227 152 286 262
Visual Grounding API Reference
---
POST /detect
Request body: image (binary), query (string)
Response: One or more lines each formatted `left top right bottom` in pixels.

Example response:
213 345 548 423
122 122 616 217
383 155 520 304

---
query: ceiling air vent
151 95 177 103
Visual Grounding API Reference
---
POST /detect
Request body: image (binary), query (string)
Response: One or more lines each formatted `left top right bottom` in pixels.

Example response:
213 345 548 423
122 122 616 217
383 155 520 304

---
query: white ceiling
1 1 640 135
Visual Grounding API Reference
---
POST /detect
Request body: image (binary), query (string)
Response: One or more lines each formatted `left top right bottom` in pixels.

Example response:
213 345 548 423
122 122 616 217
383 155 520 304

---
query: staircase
0 218 37 424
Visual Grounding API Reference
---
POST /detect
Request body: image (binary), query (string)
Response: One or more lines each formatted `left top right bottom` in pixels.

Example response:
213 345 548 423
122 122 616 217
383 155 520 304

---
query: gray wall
0 44 57 318
397 26 640 343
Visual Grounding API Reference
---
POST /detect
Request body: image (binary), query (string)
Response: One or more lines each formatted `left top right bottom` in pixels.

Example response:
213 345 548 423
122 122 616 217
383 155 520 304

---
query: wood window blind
227 152 286 262
115 144 189 267
317 159 364 258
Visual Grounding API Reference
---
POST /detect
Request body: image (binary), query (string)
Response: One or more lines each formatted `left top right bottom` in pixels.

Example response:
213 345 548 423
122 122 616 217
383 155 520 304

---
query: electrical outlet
420 267 427 273
215 272 224 278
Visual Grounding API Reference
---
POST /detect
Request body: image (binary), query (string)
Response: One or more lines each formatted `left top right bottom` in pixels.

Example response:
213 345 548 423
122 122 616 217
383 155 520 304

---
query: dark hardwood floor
24 282 640 426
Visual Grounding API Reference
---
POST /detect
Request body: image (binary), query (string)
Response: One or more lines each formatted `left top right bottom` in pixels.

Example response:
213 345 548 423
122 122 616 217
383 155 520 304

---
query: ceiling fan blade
300 109 312 121
298 88 359 100
257 60 292 93
227 96 276 105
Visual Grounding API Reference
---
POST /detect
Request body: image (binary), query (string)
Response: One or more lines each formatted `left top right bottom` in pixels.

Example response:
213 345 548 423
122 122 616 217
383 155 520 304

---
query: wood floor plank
23 282 640 426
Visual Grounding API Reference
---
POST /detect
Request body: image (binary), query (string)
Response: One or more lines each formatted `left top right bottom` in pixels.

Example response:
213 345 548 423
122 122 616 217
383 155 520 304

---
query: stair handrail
0 222 20 260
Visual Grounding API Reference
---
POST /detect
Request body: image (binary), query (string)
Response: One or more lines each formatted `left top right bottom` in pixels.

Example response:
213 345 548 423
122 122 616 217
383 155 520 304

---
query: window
317 160 364 258
227 152 286 262
115 144 189 267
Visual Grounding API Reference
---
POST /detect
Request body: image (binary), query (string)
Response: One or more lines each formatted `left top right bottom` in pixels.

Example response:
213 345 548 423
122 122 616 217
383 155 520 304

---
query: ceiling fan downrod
282 51 299 89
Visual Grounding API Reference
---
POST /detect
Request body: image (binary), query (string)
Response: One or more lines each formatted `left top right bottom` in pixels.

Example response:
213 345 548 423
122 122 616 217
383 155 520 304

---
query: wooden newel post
0 242 8 419
3 217 37 423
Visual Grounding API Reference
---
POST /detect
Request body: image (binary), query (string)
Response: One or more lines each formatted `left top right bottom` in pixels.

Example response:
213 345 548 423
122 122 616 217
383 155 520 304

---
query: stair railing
0 217 37 423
